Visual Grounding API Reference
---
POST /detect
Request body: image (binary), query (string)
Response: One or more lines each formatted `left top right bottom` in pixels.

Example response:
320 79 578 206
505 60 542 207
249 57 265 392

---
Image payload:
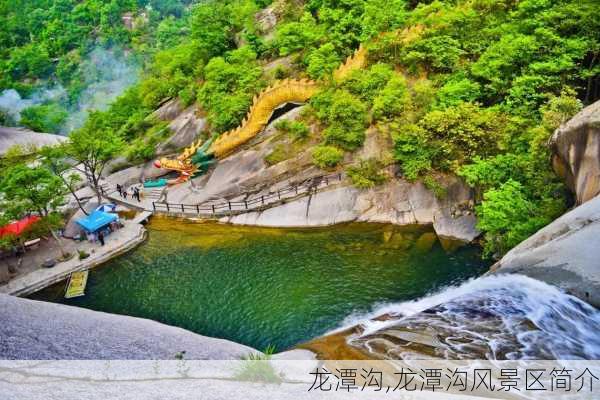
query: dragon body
155 45 369 184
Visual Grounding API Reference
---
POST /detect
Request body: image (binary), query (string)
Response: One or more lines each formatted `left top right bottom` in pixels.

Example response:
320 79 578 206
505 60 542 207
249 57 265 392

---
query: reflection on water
30 217 489 351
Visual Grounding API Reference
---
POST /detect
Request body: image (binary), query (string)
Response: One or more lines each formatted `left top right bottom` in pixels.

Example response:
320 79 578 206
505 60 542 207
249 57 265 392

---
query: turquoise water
30 218 489 351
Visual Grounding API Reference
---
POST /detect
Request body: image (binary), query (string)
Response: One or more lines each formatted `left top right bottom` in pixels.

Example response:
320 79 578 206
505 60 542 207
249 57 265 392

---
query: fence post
166 203 170 212
295 185 298 194
244 200 248 209
211 204 215 213
338 173 342 181
278 190 281 200
325 176 328 185
196 205 200 213
261 195 264 205
181 204 184 212
152 202 156 211
228 201 232 211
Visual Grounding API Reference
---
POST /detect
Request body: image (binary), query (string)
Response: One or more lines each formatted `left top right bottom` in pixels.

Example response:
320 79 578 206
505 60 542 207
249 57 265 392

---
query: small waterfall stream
340 275 600 360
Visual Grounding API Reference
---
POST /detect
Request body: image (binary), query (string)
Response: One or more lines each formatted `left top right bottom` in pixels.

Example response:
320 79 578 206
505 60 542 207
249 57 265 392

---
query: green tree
67 118 124 203
476 180 551 257
312 145 344 169
38 144 88 215
311 89 368 150
372 73 411 121
306 43 341 80
19 104 68 133
198 46 264 132
0 162 69 257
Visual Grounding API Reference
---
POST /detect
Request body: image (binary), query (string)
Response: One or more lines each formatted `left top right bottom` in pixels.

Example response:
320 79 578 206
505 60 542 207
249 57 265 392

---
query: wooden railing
151 172 343 216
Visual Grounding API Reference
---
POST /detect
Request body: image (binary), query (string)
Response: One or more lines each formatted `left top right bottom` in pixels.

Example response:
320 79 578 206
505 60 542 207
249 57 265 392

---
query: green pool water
30 218 490 351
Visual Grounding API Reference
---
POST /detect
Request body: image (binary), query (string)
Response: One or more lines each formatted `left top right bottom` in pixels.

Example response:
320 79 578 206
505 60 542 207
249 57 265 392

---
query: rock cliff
0 294 256 359
165 106 481 242
0 126 66 156
550 100 600 204
490 188 600 307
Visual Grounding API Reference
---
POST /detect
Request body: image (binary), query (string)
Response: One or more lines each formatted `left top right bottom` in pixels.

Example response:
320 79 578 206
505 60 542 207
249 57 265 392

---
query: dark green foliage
306 43 341 80
197 46 264 133
311 89 368 150
372 73 411 120
343 63 394 106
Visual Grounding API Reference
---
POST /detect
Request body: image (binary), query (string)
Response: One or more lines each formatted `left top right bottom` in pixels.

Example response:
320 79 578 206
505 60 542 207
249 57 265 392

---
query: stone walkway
0 220 146 296
103 173 345 218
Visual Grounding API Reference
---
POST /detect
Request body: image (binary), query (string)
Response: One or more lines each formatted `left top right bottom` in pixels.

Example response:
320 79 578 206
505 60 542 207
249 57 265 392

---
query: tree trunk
49 228 69 259
86 165 102 204
71 188 88 215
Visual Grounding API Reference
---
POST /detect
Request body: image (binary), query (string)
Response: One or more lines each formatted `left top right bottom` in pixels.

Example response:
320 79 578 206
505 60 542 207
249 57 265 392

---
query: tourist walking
116 184 123 197
133 187 141 202
98 231 105 246
123 187 128 200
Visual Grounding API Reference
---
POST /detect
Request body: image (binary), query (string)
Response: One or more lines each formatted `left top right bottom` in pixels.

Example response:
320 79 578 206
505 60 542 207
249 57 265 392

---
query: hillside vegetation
1 0 599 257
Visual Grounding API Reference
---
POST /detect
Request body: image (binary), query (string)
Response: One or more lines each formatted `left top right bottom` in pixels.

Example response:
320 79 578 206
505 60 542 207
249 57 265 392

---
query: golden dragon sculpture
152 44 380 185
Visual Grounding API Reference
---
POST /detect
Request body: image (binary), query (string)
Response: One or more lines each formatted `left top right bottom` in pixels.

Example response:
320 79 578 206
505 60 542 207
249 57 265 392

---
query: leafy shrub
275 12 322 56
346 158 387 188
312 145 344 169
20 104 67 133
436 77 481 108
343 63 393 102
311 89 368 150
372 74 411 121
306 43 341 80
392 123 437 180
402 35 463 73
476 180 555 258
418 102 507 170
275 120 310 139
197 46 264 133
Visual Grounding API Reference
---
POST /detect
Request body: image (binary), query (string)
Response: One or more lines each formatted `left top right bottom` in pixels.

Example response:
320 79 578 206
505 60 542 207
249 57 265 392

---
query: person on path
134 187 141 202
116 184 122 197
98 231 105 246
157 186 169 203
123 187 128 200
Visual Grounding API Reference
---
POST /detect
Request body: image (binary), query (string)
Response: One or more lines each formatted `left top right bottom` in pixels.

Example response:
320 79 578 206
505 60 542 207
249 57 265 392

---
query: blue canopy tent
76 210 118 233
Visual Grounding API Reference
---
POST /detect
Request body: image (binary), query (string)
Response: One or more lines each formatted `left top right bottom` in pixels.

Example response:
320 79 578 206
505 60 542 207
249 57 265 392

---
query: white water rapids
338 275 600 360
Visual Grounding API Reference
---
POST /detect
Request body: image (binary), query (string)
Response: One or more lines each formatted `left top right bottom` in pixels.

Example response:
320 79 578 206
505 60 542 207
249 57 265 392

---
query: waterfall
338 274 600 360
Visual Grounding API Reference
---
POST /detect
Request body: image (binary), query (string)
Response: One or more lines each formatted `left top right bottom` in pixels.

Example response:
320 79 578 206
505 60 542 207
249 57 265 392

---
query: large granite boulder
155 100 207 155
550 100 600 204
0 126 66 156
0 294 256 359
490 193 600 307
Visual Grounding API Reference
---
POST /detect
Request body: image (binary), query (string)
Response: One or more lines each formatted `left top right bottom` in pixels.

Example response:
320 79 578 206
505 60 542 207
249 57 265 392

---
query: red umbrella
0 215 41 238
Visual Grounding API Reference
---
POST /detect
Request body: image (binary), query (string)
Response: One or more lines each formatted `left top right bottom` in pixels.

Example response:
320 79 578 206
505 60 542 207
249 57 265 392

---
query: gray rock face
550 100 600 204
0 294 256 359
157 103 207 155
222 177 480 242
0 126 66 156
490 194 600 307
